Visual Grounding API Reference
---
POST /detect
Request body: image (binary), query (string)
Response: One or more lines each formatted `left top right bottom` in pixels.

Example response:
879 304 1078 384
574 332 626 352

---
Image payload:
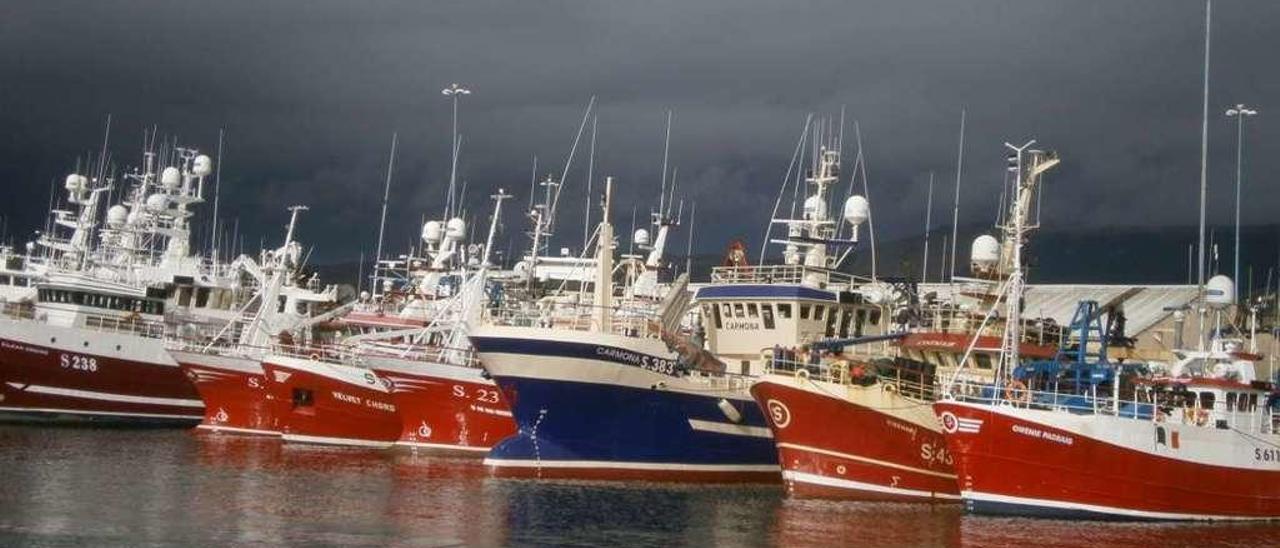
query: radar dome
160 167 181 189
970 235 1000 267
359 290 370 302
421 220 442 244
843 195 870 226
25 241 35 254
106 205 128 228
1205 275 1235 309
145 193 168 212
64 174 87 192
633 228 651 247
445 217 466 240
803 195 827 220
192 155 214 177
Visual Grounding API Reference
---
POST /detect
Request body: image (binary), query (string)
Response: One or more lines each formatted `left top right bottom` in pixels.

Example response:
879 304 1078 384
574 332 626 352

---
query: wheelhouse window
800 304 810 320
708 304 722 329
732 303 745 318
776 304 792 319
761 305 775 329
747 303 759 318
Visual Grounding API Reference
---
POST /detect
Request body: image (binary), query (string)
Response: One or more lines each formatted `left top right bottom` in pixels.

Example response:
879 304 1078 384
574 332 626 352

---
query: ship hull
470 326 779 482
261 354 400 448
370 355 515 456
934 400 1280 520
750 374 959 501
0 319 202 424
170 349 279 436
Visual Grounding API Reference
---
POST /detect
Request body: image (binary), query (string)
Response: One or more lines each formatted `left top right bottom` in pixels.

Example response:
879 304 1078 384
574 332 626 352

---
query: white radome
106 205 128 227
445 217 466 240
970 235 1000 267
803 195 827 220
192 155 214 177
145 193 168 213
64 174 87 192
843 195 870 226
633 228 651 247
160 167 181 189
1205 275 1235 309
421 220 443 244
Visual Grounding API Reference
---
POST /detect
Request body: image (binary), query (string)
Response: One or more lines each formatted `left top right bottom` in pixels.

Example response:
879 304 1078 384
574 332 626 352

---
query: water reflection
0 426 1275 546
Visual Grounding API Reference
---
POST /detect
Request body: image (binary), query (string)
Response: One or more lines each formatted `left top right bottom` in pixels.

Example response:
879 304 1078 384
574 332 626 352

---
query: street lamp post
1226 103 1258 302
441 83 471 219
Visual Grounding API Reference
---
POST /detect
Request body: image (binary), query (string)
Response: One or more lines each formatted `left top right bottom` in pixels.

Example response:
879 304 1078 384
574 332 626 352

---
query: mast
373 132 398 289
592 177 614 333
1196 0 1212 350
922 171 934 282
949 109 966 282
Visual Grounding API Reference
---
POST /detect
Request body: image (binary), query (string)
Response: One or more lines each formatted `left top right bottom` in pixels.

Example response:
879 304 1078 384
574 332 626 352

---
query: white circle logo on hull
766 399 792 429
940 411 959 433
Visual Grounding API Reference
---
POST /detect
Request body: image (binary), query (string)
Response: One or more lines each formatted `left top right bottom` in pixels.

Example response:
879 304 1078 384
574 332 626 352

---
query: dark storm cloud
1 1 1277 264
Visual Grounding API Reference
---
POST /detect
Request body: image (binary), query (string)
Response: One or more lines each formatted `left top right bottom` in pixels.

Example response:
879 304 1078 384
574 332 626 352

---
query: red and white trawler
749 145 1062 501
0 144 252 424
262 201 490 448
933 139 1280 520
367 190 516 455
168 206 342 436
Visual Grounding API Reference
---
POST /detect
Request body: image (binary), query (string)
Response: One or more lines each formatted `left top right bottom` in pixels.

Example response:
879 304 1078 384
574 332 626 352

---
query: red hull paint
261 357 400 448
750 378 958 502
0 336 201 423
934 401 1280 520
172 350 278 435
372 360 515 456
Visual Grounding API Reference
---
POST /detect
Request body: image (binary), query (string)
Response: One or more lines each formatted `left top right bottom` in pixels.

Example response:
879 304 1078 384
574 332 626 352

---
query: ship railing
944 379 1280 435
913 304 1063 347
82 313 166 339
271 342 366 366
486 300 664 340
709 265 859 288
357 340 482 369
765 354 939 402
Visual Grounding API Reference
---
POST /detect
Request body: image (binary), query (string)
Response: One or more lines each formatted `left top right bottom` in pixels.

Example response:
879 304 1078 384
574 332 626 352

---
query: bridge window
732 303 744 318
1226 392 1238 412
1198 392 1216 410
974 354 993 370
777 304 792 319
800 305 810 320
721 303 731 320
813 306 825 321
747 303 759 318
839 310 853 338
761 305 775 329
707 305 722 329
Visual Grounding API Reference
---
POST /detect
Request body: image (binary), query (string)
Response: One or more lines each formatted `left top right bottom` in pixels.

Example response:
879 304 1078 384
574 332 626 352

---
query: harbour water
0 425 1273 547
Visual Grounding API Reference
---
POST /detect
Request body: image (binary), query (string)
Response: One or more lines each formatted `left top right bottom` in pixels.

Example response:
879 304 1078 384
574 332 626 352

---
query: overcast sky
0 1 1276 263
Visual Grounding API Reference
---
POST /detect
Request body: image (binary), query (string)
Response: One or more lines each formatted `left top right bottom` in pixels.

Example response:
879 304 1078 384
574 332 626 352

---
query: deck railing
709 264 859 288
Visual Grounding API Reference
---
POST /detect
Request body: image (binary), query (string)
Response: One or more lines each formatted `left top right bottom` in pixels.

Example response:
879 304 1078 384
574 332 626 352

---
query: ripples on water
0 425 1274 547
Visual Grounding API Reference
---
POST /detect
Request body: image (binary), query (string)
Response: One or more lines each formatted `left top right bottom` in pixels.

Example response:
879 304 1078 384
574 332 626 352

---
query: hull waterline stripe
394 440 490 452
194 424 281 436
281 433 394 448
0 406 200 420
6 383 204 408
963 490 1276 521
785 470 962 500
687 419 772 439
484 457 780 473
777 442 957 480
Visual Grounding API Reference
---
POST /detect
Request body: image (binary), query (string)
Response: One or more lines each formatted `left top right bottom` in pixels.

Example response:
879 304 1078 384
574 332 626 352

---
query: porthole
83 341 89 348
50 337 56 344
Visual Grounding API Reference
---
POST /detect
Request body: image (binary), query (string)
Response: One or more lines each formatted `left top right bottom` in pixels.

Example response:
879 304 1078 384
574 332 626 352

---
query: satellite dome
445 217 466 240
160 167 181 189
1205 275 1235 309
106 205 128 228
633 228 651 247
843 195 870 226
803 195 827 220
192 155 214 177
970 235 1000 267
421 220 443 244
359 290 370 302
64 174 87 192
145 193 168 212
